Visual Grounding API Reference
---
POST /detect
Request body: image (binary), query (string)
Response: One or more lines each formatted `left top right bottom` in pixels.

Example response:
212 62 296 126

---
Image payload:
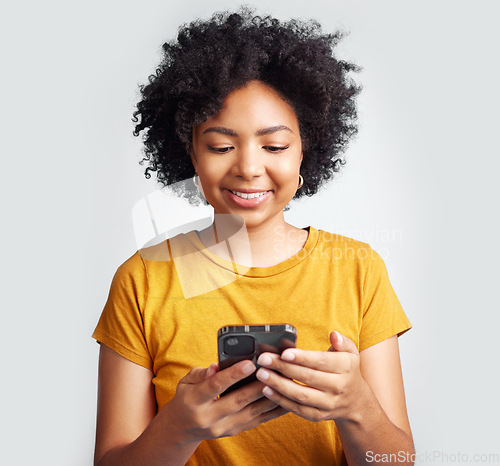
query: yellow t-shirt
92 226 411 465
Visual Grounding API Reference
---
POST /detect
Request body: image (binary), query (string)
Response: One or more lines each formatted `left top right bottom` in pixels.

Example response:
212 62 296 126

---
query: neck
197 212 309 267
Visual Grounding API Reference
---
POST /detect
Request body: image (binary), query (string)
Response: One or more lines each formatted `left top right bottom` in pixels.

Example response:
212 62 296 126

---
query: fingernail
335 331 343 345
263 386 274 396
257 368 270 381
206 364 216 377
257 354 272 366
242 361 255 375
281 350 295 361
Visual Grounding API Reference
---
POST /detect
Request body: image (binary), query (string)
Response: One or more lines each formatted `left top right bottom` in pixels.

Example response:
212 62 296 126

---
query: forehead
197 81 300 132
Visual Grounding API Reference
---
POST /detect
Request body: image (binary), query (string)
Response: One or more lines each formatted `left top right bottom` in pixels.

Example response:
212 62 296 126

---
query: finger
180 366 214 385
328 331 359 355
259 349 352 374
257 359 341 392
229 402 288 436
214 380 267 414
259 368 332 411
205 363 219 379
260 385 328 422
179 363 220 386
239 391 281 418
207 380 272 426
198 360 256 402
243 403 288 427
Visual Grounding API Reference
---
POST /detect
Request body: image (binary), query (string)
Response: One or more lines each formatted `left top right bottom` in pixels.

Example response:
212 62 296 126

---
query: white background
2 0 499 464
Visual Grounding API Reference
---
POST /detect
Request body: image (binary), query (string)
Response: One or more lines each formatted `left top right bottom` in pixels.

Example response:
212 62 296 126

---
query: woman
92 10 414 465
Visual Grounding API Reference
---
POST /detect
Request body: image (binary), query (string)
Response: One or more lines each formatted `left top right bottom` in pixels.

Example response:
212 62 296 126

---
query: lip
223 188 272 208
227 188 272 193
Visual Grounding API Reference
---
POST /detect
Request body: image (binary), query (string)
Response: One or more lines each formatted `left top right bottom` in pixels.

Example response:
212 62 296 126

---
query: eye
263 145 290 153
208 146 233 153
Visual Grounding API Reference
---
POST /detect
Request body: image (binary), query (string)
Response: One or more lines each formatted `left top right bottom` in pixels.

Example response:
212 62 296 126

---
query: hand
255 331 369 423
161 360 287 443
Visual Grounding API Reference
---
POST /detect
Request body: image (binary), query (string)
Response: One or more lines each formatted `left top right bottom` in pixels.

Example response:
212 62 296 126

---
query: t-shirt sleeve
92 251 153 370
358 249 412 351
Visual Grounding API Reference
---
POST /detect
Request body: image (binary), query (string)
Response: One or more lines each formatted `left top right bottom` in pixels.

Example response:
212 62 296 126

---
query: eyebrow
202 125 293 136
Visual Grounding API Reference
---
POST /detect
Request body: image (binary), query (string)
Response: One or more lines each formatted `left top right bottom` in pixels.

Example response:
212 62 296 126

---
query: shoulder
110 234 177 287
308 228 394 289
106 252 148 301
133 231 201 285
107 234 186 303
111 251 145 282
138 230 199 262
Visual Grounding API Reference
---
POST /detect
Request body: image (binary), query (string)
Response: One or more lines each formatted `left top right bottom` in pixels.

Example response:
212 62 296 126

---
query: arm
94 344 199 465
336 335 414 465
94 344 287 466
255 332 414 465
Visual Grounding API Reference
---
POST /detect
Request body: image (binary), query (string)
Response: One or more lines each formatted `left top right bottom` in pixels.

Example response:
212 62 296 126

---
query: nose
231 145 265 180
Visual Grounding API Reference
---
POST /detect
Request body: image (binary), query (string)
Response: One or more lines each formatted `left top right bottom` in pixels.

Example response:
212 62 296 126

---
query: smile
230 190 270 199
224 188 273 208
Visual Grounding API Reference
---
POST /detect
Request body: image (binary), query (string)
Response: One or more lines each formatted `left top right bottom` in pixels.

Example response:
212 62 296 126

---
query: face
191 81 303 231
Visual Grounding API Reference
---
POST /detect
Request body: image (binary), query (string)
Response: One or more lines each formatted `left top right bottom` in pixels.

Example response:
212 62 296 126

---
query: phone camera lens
223 335 254 356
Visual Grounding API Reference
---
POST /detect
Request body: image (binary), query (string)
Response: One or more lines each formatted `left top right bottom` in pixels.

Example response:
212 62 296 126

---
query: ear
299 151 303 164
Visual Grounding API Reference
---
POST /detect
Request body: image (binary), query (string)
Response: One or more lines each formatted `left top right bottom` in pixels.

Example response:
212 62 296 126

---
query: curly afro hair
133 8 361 206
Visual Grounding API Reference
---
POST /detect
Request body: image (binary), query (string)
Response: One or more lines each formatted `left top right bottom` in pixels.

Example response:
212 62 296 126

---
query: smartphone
217 324 297 396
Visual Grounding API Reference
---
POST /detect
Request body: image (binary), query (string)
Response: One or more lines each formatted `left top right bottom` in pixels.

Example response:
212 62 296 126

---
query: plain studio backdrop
1 0 499 464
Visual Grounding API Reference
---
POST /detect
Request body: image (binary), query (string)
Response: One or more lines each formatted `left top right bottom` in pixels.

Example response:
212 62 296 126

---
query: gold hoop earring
297 174 304 189
193 173 200 188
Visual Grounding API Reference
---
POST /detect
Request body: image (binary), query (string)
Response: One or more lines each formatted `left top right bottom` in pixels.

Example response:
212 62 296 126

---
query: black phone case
217 324 297 396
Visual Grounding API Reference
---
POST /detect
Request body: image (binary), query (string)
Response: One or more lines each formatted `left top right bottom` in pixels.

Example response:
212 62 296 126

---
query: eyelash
207 145 289 153
265 145 289 153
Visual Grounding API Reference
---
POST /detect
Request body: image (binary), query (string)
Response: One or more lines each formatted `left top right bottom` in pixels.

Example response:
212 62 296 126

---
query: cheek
198 161 224 186
273 160 301 186
197 165 228 207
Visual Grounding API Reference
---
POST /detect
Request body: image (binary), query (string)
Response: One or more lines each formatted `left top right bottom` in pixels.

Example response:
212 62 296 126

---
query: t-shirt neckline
185 226 319 278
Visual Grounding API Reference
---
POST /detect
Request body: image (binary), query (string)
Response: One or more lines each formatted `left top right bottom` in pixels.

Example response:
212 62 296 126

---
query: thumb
328 331 359 355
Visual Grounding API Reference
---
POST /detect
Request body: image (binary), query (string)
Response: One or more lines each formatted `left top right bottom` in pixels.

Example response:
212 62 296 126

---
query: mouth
223 188 273 208
228 189 271 200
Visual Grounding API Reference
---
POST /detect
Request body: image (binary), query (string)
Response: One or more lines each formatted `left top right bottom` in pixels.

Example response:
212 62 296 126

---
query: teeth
231 190 268 199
